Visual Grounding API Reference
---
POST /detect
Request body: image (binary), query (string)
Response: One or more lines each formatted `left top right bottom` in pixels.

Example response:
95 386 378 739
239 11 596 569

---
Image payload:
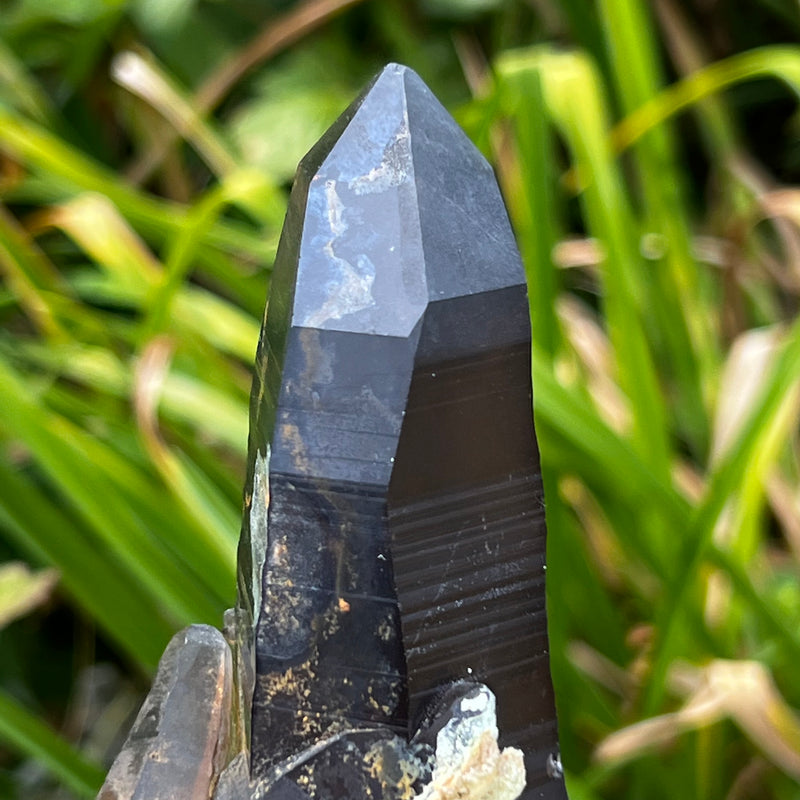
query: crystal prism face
238 63 567 799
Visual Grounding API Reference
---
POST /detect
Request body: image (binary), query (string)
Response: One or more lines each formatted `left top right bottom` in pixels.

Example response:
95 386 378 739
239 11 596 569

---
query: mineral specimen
237 63 566 799
97 626 232 800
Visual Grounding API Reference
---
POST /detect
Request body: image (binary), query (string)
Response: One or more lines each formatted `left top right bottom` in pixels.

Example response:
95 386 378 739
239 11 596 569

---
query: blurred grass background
2 0 800 797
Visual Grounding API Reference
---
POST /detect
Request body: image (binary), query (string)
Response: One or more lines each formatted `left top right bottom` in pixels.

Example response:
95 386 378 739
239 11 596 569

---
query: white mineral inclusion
249 448 270 617
347 129 411 196
303 179 376 328
416 687 526 800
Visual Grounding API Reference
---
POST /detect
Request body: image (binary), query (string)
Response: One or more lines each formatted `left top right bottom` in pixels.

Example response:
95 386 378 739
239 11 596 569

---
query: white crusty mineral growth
416 687 525 800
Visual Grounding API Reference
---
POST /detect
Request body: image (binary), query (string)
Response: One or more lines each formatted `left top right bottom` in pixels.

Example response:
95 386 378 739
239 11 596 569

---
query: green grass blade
0 461 170 670
645 313 800 714
707 544 800 664
144 171 276 347
500 48 672 485
0 359 224 624
498 67 560 360
5 341 249 454
0 40 55 124
111 50 240 179
0 206 73 340
0 689 104 798
44 192 261 361
611 46 800 155
532 351 690 540
599 0 714 458
0 108 277 263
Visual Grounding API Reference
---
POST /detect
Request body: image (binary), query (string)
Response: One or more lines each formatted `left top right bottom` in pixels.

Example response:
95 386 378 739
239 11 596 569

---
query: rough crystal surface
97 625 232 800
238 63 566 799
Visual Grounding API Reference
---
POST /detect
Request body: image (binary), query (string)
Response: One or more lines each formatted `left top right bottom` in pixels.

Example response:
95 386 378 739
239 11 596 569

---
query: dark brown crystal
237 63 566 800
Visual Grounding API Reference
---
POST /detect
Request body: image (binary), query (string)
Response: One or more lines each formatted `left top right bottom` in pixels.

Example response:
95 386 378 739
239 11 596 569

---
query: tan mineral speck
365 683 394 717
366 685 383 714
280 422 310 473
364 737 429 800
271 538 289 568
377 617 395 642
296 762 317 800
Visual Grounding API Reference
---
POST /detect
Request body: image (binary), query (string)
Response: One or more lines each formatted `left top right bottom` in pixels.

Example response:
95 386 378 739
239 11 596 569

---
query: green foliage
2 1 800 798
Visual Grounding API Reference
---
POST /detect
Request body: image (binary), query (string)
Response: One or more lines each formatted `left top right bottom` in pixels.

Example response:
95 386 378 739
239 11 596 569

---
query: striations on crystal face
237 63 567 800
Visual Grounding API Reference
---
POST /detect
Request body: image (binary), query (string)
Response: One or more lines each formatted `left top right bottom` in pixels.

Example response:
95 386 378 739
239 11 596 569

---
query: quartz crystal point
97 626 232 800
237 63 567 799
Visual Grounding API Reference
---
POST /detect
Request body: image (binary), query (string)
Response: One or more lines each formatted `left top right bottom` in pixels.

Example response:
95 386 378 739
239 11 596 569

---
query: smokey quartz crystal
236 63 566 800
97 62 567 800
